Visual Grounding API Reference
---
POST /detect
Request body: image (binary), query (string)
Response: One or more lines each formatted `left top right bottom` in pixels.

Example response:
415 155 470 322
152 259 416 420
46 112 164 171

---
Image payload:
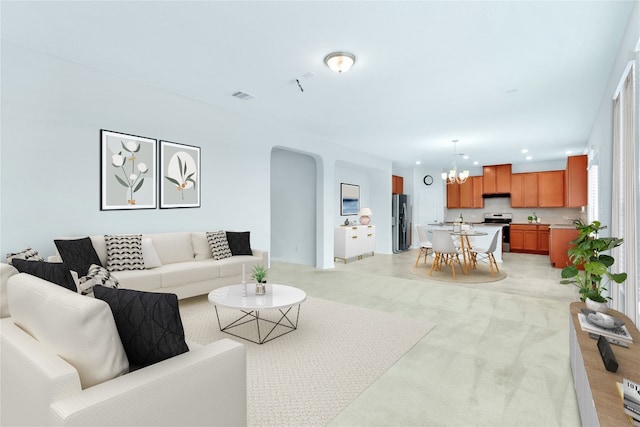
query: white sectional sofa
51 231 268 300
1 272 247 426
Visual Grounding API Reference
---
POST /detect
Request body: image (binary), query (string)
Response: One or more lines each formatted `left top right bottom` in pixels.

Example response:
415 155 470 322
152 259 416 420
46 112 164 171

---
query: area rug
411 258 507 283
179 295 435 426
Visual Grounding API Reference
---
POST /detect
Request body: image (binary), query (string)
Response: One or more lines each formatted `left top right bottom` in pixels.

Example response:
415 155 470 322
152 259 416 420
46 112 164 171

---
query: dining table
450 229 488 274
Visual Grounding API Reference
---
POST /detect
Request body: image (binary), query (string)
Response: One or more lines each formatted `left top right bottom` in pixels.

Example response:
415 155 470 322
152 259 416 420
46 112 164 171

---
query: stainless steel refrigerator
392 194 410 253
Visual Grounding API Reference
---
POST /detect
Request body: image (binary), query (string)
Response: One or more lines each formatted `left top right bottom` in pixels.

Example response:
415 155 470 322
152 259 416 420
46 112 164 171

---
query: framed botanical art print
100 130 157 210
340 182 360 216
159 140 201 208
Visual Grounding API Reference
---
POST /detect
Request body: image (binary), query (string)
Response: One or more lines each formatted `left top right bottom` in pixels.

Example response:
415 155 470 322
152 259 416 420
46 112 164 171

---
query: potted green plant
251 265 268 295
560 219 627 312
527 215 534 223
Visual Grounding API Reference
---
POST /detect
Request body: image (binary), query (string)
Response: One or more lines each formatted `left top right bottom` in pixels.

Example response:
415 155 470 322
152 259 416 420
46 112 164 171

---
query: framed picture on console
100 130 157 210
340 183 360 216
159 140 201 208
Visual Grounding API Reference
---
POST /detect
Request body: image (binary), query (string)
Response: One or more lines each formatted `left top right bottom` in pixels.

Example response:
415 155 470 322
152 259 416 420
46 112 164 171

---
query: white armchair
1 273 247 426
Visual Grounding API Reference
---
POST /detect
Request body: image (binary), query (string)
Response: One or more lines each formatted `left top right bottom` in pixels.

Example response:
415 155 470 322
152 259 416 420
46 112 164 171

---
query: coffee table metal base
213 304 302 344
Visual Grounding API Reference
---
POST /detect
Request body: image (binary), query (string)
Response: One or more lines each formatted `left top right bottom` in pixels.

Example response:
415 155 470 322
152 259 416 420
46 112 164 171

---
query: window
611 61 637 325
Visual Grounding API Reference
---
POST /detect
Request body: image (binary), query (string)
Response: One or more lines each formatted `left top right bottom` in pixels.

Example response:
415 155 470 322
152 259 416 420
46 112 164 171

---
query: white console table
334 225 375 263
569 302 640 427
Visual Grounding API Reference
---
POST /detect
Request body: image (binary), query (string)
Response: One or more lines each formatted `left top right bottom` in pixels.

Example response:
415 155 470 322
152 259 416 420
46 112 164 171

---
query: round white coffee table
208 284 307 344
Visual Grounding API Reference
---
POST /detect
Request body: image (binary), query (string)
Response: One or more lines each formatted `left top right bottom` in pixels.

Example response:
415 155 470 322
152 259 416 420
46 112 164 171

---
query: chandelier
441 140 469 185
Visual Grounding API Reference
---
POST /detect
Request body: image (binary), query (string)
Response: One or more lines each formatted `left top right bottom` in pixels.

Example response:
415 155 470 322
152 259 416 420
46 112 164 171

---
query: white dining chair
429 229 465 279
414 225 433 266
470 229 501 276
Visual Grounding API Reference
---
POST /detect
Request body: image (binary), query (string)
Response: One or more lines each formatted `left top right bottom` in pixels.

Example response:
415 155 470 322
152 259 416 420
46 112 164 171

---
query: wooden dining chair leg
423 249 430 264
450 254 457 280
491 253 499 272
429 252 440 276
415 248 423 267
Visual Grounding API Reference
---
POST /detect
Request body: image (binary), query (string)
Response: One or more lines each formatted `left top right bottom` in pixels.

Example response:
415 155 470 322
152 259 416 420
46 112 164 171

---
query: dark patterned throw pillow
105 234 145 272
54 237 102 277
226 231 253 256
93 286 189 369
206 231 232 260
6 248 45 265
79 264 120 296
12 259 77 292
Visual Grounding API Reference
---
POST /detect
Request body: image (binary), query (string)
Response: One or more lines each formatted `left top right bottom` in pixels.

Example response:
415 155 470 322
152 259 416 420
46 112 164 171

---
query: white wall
0 41 392 268
270 148 317 266
586 2 639 233
335 161 393 255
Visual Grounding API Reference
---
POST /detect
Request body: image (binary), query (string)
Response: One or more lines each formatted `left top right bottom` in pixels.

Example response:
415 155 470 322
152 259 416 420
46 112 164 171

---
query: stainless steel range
482 213 513 252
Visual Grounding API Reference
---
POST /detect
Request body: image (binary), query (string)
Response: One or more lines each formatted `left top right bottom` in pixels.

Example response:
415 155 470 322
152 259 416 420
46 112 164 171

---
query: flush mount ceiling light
324 51 356 73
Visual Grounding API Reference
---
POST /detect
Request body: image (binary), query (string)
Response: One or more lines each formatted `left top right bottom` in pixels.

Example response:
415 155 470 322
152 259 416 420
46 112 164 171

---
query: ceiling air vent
230 90 255 101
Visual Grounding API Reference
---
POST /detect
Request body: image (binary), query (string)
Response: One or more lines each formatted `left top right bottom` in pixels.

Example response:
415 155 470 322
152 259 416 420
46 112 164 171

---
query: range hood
482 193 511 198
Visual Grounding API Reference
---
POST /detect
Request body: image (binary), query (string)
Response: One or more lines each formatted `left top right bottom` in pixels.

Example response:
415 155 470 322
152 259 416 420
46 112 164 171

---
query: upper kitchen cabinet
446 182 460 208
392 175 404 194
446 176 483 208
538 171 565 207
460 176 484 208
483 164 512 194
565 155 588 207
511 172 538 208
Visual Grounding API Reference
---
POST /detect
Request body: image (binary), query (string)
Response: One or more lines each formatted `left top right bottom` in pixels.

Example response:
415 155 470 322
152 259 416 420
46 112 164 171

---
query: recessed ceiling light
415 160 421 165
526 156 533 160
473 161 479 165
463 155 469 160
565 150 573 155
521 149 528 154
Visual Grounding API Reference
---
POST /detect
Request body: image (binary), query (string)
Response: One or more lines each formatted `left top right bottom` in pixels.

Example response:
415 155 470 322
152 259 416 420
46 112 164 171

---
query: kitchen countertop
548 224 578 229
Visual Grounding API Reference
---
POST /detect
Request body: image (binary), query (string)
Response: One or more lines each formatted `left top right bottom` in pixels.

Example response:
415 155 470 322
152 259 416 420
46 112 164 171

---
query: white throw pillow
7 274 129 389
142 238 162 268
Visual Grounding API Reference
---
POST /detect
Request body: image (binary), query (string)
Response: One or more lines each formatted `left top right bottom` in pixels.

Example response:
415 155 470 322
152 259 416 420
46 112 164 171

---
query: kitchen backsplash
444 197 585 225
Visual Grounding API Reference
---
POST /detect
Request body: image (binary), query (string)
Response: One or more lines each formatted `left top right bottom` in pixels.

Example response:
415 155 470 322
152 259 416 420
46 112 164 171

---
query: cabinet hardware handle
352 236 358 239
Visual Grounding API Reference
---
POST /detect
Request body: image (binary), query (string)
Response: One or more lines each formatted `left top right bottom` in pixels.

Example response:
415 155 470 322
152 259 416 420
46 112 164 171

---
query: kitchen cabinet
446 176 483 208
483 164 512 194
459 176 484 208
511 170 565 208
471 176 484 208
334 225 375 263
550 227 579 268
446 182 460 208
510 224 549 254
565 154 588 207
537 171 565 207
392 175 404 194
510 173 538 208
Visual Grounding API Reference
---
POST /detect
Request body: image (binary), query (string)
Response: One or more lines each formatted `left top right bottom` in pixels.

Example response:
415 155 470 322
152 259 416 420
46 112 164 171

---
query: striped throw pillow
79 264 120 296
105 234 145 272
206 231 232 260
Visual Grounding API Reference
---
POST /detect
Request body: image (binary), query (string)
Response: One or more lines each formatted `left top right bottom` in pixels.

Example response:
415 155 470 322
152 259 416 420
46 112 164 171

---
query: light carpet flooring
180 296 434 426
266 250 582 426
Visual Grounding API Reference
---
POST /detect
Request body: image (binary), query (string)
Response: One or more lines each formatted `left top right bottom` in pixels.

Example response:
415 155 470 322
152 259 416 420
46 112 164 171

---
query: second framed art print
159 140 201 208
